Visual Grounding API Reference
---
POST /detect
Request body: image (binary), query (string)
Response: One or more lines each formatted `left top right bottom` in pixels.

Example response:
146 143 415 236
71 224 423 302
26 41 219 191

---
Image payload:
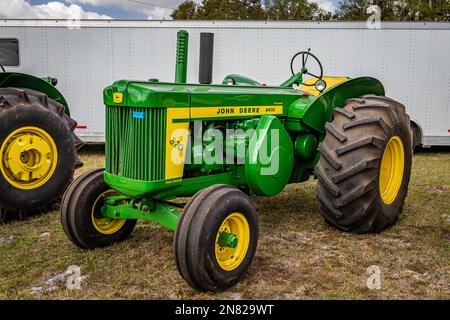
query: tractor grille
105 106 166 181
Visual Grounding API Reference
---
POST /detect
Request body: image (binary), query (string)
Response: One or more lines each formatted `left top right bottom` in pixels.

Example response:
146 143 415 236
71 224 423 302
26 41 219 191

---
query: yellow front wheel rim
0 126 58 190
379 135 405 204
215 213 250 271
91 190 126 235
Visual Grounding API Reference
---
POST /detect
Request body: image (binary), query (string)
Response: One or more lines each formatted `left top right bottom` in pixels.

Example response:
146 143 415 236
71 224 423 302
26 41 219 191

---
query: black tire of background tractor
61 169 137 249
0 208 35 223
174 185 258 292
315 95 413 233
411 122 422 149
0 88 83 221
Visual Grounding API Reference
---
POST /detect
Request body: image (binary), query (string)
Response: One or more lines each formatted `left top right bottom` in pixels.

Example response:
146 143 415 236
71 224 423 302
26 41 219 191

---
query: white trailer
0 19 449 146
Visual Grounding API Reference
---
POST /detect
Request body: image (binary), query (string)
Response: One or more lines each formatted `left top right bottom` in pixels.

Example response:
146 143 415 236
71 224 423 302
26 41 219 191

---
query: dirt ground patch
0 146 449 299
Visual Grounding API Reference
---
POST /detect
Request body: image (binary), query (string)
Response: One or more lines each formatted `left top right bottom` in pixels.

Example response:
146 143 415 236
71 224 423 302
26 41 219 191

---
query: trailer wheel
0 88 83 218
61 169 136 249
315 95 413 233
174 185 258 292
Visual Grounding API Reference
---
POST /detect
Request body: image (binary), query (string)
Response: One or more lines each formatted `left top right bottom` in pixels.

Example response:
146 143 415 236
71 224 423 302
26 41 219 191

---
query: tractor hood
104 80 312 119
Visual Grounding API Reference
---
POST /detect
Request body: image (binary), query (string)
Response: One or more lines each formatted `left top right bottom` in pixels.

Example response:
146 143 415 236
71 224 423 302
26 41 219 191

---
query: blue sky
1 0 338 20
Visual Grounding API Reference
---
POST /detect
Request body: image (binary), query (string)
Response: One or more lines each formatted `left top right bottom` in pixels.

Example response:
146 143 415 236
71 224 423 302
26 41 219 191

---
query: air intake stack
175 30 189 84
199 33 214 84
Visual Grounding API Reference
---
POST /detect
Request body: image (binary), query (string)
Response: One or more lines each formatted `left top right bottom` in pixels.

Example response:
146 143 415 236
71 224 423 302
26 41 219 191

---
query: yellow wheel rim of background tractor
215 212 250 271
0 126 58 190
91 190 126 235
379 135 405 205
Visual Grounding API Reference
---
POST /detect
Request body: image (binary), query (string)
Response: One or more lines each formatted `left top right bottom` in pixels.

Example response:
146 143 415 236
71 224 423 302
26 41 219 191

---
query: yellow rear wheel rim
0 126 58 190
91 190 126 235
215 212 250 271
379 135 405 204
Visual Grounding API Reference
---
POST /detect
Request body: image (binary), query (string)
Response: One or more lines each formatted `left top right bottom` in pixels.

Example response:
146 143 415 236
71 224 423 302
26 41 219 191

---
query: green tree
335 0 450 21
195 0 265 20
172 0 266 20
172 0 331 20
264 0 326 20
241 0 267 19
400 0 450 21
335 0 397 20
171 1 199 20
335 0 371 20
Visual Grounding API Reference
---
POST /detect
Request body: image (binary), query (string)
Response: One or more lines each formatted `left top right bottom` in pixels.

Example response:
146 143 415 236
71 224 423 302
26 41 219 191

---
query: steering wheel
290 50 323 86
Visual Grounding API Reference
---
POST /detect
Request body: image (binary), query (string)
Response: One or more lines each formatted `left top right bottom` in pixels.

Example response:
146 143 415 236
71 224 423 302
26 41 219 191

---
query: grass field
0 146 449 300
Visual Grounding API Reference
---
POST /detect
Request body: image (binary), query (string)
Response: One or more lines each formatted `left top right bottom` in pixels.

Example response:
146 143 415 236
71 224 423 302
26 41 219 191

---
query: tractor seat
300 76 349 96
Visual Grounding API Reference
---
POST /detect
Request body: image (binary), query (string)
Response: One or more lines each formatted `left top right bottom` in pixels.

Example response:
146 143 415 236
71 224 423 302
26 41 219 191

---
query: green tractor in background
61 31 413 292
0 63 83 221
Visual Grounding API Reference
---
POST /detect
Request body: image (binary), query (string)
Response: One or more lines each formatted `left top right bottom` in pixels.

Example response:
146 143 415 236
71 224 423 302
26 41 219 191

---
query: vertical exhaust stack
175 30 189 84
199 33 214 85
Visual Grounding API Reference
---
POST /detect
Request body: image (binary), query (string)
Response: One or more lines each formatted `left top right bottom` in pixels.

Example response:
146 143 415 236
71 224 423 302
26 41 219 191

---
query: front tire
61 169 136 249
315 95 413 233
174 185 258 292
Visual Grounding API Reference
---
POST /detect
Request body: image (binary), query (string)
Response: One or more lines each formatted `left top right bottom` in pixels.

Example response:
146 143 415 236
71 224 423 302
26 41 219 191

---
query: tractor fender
289 77 385 136
0 72 70 115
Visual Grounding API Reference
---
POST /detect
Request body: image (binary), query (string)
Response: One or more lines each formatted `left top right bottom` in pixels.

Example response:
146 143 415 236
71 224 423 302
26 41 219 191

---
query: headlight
315 79 327 92
226 78 235 86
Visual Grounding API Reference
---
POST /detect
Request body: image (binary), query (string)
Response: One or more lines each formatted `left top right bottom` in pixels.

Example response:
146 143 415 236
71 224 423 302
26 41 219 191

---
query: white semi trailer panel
0 20 449 146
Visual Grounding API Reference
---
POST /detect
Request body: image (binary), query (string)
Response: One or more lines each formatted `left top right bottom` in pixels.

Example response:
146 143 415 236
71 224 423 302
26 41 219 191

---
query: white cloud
67 0 184 19
67 0 205 19
310 0 336 13
0 0 111 19
67 0 177 9
146 7 174 20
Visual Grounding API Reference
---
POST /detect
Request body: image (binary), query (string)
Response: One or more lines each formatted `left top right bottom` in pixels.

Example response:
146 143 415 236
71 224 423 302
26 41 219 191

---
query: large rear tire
315 95 413 233
0 88 83 220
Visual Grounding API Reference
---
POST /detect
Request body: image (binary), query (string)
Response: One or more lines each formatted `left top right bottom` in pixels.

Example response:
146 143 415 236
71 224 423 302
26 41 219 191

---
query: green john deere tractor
0 64 83 222
61 31 413 292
